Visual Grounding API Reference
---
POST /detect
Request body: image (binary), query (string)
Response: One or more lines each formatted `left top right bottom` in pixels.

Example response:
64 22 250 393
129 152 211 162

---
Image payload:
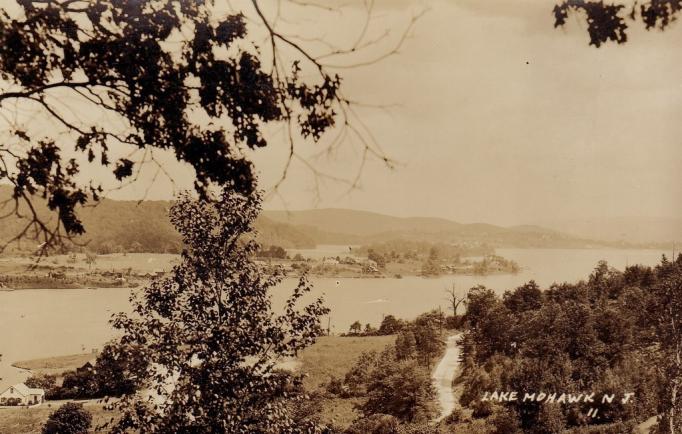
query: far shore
0 250 523 292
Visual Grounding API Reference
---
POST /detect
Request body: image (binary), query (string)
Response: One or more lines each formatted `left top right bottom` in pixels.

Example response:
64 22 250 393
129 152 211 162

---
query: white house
0 383 45 406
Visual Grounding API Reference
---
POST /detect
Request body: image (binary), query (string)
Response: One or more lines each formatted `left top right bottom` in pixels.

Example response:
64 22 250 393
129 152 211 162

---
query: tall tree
0 0 422 253
350 320 362 335
109 190 329 433
445 283 466 316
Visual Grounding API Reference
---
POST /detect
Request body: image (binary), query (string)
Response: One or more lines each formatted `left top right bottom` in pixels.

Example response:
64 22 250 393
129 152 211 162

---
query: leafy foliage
45 343 145 400
24 373 56 390
379 315 405 335
395 331 417 360
335 313 444 424
360 352 437 423
0 0 349 251
345 414 399 434
42 402 92 434
459 257 682 433
554 0 682 46
108 189 329 433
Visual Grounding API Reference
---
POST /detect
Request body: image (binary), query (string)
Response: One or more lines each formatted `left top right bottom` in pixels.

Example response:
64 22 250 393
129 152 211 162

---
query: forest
453 256 682 434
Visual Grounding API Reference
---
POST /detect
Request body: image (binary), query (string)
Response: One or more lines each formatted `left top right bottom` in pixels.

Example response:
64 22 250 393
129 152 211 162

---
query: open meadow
0 335 394 433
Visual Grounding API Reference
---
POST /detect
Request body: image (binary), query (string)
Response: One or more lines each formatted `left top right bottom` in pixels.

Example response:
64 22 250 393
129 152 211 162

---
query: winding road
432 333 462 421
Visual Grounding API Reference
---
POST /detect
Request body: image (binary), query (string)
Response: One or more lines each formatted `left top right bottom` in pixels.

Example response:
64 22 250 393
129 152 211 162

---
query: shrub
397 423 443 434
443 407 465 424
1 397 22 406
42 402 92 434
360 352 437 422
326 376 349 397
534 403 566 434
566 420 638 434
344 350 379 397
25 373 57 390
60 371 99 398
345 414 399 434
395 331 417 360
471 400 494 419
489 408 522 434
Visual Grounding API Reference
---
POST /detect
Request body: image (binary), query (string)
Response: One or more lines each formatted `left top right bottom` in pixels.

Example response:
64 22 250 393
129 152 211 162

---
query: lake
0 247 670 389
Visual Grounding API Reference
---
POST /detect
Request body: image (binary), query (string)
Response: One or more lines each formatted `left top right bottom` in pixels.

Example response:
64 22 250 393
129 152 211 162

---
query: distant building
322 258 339 265
76 358 98 373
0 383 45 406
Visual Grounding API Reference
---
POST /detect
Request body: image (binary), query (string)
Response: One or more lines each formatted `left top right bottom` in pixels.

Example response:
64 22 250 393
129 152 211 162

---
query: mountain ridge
0 186 667 252
261 209 649 249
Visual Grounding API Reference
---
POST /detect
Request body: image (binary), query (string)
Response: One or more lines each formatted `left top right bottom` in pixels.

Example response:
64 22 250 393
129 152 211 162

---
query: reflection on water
0 247 670 389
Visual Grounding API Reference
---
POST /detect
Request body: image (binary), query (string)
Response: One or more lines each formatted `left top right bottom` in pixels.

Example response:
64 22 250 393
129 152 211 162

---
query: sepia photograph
0 0 680 433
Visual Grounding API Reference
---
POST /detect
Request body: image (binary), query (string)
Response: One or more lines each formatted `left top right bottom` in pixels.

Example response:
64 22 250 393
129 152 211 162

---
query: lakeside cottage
76 358 98 373
0 383 45 406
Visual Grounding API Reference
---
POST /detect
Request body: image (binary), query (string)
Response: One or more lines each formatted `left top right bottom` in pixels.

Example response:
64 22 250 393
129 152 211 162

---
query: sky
4 0 680 227
244 0 682 226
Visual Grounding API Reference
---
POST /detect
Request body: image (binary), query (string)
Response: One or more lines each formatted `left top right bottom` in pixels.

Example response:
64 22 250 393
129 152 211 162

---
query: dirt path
432 333 462 421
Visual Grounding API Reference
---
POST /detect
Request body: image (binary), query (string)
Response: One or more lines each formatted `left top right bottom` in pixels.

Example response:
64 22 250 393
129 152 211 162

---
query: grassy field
1 335 394 433
298 335 395 391
13 353 95 376
0 400 116 434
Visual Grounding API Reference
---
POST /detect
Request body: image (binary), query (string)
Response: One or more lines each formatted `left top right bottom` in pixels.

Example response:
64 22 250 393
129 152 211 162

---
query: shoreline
0 269 524 292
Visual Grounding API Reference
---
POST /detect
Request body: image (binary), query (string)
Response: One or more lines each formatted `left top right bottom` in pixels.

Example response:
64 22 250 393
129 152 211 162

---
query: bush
344 350 379 397
345 414 399 434
443 407 465 425
326 376 349 397
1 397 22 406
471 400 494 419
445 315 464 330
489 408 522 434
42 402 92 434
534 403 566 434
360 351 437 422
25 373 57 390
397 422 443 434
566 420 638 434
59 371 99 398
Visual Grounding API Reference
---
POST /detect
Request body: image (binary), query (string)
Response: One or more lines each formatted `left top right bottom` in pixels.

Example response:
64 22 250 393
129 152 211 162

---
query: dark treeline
457 256 682 434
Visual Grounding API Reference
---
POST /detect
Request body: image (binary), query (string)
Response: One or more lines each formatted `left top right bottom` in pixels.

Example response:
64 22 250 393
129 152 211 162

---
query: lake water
0 247 670 389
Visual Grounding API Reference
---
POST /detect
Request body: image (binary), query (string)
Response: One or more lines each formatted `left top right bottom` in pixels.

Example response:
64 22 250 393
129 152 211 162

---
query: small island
257 240 521 278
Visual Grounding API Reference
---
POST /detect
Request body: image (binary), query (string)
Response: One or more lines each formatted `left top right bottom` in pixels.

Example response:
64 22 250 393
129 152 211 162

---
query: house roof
4 383 44 396
81 358 97 367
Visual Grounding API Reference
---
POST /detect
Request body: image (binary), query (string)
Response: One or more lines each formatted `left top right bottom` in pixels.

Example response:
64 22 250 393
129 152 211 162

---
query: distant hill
0 187 315 253
0 185 663 253
262 209 633 249
75 204 317 251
